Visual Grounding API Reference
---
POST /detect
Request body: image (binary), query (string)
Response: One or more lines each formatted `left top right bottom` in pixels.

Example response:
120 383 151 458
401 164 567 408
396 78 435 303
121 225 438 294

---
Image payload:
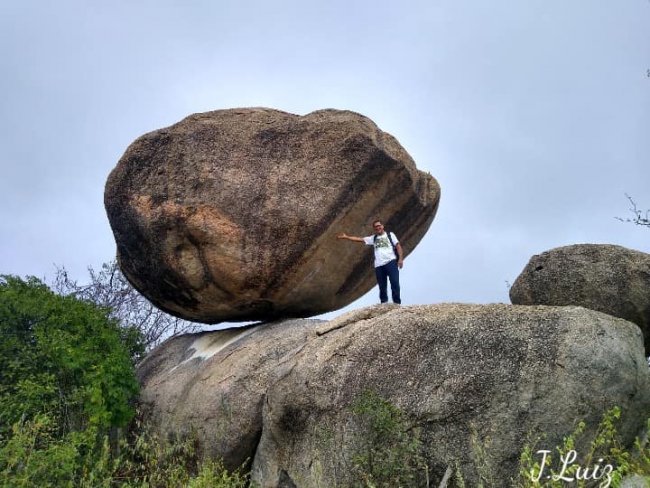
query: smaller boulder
509 244 650 353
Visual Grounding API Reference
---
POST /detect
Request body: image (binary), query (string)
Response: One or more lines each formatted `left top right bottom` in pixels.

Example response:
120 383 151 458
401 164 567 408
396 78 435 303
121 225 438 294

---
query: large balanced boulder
509 244 650 353
136 304 650 486
104 108 440 323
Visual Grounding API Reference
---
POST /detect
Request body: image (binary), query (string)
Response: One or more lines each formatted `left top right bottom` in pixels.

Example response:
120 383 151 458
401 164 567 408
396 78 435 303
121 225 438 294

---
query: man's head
372 220 384 235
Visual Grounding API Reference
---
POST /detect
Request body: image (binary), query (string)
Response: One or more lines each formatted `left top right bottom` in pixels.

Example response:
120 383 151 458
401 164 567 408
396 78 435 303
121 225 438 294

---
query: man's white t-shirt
363 232 399 268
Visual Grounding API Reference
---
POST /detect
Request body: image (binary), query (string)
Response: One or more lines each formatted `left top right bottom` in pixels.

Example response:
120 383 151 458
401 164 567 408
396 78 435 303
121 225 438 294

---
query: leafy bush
0 275 252 487
0 412 253 487
114 416 252 487
350 389 429 487
0 275 140 435
0 414 114 487
513 407 650 487
0 275 140 486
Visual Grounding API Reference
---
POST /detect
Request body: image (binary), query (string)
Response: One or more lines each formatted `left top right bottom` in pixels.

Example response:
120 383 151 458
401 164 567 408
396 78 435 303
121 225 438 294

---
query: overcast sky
1 1 648 327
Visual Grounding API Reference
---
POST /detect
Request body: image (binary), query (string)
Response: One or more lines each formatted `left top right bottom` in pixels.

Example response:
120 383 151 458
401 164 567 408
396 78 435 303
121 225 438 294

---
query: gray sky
1 0 649 326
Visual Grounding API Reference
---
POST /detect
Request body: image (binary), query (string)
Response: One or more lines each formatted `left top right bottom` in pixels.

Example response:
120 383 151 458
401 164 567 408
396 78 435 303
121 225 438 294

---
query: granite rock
105 108 440 323
510 244 650 353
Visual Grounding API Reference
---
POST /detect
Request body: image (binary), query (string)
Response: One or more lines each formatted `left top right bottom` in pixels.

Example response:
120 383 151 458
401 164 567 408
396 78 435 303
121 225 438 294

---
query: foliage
350 389 429 487
513 407 650 488
186 459 252 488
0 275 252 487
110 414 252 488
0 412 253 487
0 275 140 437
468 425 499 488
0 414 113 487
607 417 650 485
53 260 200 356
0 274 138 485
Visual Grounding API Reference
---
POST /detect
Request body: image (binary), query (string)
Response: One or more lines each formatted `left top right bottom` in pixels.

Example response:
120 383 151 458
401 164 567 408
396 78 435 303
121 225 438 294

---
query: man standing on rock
337 220 404 304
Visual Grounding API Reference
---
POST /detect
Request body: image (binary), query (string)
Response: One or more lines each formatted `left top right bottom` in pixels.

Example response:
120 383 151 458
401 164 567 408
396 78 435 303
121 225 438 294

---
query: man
337 220 404 304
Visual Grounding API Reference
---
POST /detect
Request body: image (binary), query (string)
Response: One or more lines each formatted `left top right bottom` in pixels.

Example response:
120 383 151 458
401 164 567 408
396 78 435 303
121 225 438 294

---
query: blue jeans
375 259 401 304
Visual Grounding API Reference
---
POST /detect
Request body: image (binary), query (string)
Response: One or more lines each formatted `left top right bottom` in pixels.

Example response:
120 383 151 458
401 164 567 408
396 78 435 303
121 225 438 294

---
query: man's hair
372 220 382 226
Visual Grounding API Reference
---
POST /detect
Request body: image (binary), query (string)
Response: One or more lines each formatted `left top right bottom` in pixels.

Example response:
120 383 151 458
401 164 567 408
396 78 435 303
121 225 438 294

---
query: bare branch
616 194 650 228
52 260 201 352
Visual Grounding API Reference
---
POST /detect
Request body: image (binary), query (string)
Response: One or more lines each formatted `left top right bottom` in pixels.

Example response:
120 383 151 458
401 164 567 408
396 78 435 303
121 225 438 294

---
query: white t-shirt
363 232 399 267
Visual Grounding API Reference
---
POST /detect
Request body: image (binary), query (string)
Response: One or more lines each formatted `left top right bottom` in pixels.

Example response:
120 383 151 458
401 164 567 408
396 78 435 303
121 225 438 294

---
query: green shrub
350 389 429 487
99 413 253 487
0 275 140 434
0 275 141 486
0 412 253 488
0 275 254 487
0 413 117 487
187 459 251 488
514 407 650 488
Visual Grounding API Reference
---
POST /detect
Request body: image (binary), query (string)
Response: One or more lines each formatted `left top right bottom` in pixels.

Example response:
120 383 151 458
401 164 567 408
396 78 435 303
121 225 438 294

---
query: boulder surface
136 318 319 469
105 108 440 323
509 244 650 353
136 304 650 486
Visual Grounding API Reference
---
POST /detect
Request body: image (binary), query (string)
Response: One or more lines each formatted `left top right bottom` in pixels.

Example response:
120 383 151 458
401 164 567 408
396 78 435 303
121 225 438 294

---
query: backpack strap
387 232 398 259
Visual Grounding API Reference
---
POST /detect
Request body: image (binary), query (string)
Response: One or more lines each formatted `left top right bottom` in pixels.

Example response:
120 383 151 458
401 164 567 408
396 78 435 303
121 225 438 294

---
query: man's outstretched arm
337 233 365 243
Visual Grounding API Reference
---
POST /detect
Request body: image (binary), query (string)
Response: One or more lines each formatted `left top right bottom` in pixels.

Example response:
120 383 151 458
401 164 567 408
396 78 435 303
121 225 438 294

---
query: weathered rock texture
136 318 320 469
510 244 650 353
136 304 650 487
105 108 440 323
